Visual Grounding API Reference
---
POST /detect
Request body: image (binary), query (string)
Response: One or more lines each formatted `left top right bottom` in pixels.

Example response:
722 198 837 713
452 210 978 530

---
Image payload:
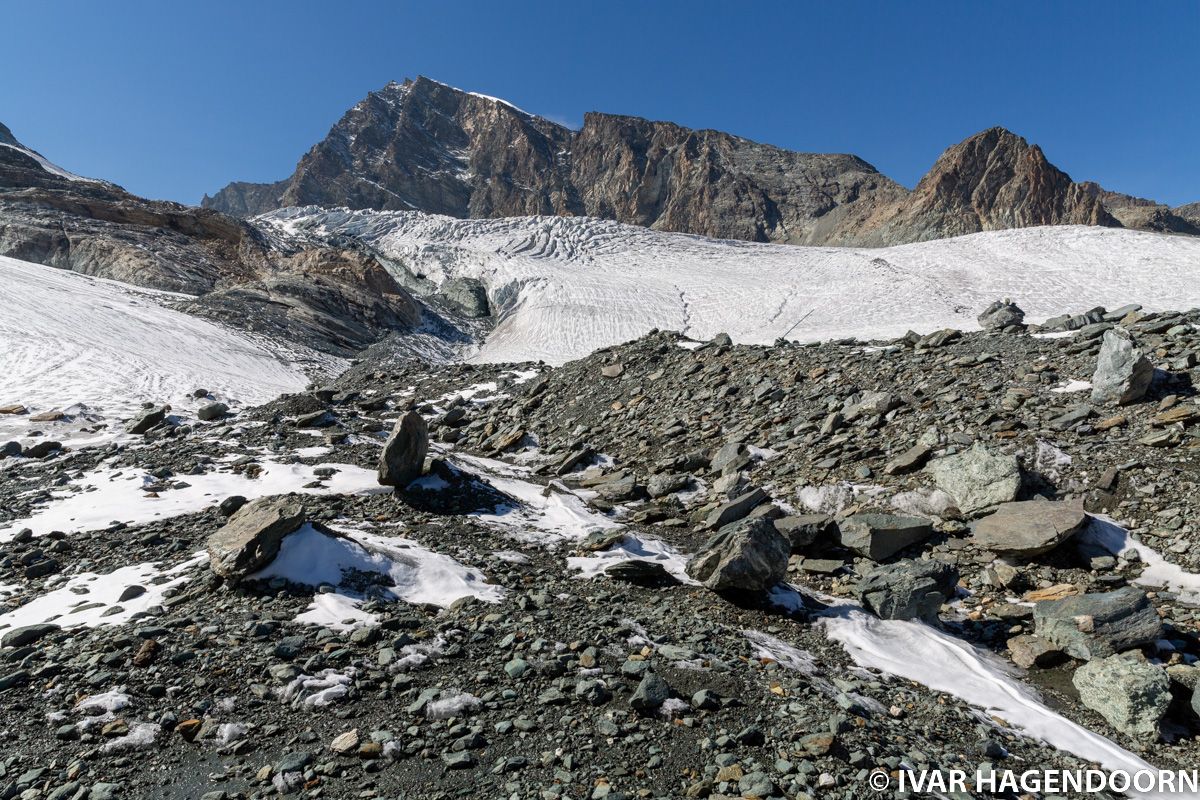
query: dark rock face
853 128 1117 245
203 80 1195 246
203 77 908 246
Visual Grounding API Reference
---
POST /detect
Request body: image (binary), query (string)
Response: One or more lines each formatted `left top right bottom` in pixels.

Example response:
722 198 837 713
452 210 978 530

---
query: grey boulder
206 496 307 581
197 402 229 421
855 558 959 622
926 443 1022 516
971 500 1088 557
774 514 835 551
836 513 934 561
1033 586 1162 660
128 404 169 435
977 298 1025 329
1073 655 1169 741
1091 328 1154 406
686 516 790 592
378 411 429 487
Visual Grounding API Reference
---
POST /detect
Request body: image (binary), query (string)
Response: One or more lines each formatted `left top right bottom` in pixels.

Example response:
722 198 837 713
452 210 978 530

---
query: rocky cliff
0 125 421 355
203 77 909 246
204 78 1196 246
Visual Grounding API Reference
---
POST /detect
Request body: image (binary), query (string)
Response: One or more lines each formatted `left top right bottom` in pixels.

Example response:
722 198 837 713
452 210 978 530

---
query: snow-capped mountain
204 77 1200 245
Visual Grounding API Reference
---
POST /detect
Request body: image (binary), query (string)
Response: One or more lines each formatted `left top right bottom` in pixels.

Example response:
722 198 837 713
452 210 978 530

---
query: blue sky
2 1 1196 206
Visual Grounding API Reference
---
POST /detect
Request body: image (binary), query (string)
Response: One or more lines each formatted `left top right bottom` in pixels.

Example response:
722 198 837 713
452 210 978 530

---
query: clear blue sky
2 1 1196 206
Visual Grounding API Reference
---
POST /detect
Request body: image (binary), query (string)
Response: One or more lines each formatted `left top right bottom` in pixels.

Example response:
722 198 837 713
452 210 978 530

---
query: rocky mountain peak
0 122 20 147
202 83 1192 247
849 126 1117 245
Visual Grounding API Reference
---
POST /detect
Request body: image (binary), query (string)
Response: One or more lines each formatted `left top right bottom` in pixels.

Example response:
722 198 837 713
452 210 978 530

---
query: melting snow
1082 515 1200 606
0 553 206 632
567 534 697 584
249 524 502 630
0 459 385 542
779 587 1176 800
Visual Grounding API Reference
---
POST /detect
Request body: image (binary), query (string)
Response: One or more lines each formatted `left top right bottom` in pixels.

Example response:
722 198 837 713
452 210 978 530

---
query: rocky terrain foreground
2 299 1200 799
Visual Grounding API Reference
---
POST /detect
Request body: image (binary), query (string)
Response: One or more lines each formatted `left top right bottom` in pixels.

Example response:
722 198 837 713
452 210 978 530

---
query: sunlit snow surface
0 255 310 442
250 524 503 630
766 587 1178 800
265 210 1200 365
0 459 385 542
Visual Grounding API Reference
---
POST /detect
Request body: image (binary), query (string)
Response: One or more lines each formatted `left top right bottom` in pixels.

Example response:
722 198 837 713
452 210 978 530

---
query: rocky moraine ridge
203 77 1200 246
2 298 1200 799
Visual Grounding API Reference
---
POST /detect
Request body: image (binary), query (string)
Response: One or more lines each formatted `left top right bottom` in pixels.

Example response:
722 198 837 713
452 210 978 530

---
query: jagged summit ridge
203 76 909 245
203 82 1197 246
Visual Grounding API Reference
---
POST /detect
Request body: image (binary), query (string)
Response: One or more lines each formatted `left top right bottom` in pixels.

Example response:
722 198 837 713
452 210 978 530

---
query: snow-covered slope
0 256 312 443
0 140 99 183
266 209 1200 365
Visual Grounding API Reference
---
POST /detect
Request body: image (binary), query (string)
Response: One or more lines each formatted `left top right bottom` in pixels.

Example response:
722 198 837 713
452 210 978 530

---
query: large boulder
1073 655 1170 741
1033 586 1162 660
971 500 1088 557
378 411 429 487
206 496 306 581
836 513 933 561
855 559 959 622
977 299 1025 329
686 517 790 592
926 443 1021 516
128 404 169 435
1091 328 1154 406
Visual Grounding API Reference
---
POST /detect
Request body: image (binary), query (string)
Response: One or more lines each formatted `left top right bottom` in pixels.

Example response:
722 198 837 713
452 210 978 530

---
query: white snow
263 210 1200 365
454 454 623 543
1082 516 1200 606
424 692 481 719
0 141 98 183
280 668 357 708
567 533 697 584
780 587 1175 800
0 459 385 543
100 722 161 753
0 553 206 632
249 524 502 629
0 255 310 443
1052 379 1093 393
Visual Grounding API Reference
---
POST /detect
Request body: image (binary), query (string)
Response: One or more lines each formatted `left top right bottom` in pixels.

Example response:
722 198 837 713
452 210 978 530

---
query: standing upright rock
686 517 790 592
378 411 429 487
1091 328 1154 406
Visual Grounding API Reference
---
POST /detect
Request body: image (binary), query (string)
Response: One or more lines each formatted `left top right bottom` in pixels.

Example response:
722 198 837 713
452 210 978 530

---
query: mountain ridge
203 77 1198 245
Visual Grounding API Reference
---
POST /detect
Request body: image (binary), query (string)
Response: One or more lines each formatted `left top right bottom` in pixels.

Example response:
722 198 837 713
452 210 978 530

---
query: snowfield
265 209 1200 365
0 256 311 442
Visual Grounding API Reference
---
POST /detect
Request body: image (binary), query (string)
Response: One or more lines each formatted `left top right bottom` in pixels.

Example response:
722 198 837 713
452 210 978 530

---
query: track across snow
267 209 1200 365
0 256 309 439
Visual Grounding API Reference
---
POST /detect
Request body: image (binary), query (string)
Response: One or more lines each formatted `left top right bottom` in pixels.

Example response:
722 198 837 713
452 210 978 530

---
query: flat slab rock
972 500 1088 557
836 513 933 561
206 496 307 581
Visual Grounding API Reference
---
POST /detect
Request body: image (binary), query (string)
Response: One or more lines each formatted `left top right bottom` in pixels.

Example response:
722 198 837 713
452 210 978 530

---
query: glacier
265 209 1200 366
